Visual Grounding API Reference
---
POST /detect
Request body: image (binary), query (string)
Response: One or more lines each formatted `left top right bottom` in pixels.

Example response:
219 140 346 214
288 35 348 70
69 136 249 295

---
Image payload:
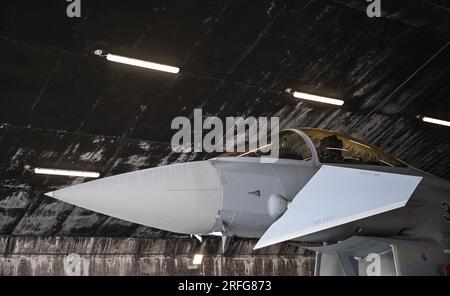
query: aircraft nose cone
48 161 222 234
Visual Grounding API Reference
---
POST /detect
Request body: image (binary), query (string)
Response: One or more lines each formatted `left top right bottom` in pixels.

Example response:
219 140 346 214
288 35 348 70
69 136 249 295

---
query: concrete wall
0 236 315 276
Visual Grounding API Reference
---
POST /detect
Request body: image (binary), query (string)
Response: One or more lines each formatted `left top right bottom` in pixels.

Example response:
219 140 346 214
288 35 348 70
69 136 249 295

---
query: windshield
218 130 312 161
300 128 407 167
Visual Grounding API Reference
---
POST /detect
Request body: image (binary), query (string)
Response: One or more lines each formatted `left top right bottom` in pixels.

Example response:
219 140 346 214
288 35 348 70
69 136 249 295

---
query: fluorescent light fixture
289 89 344 106
192 254 203 265
34 168 100 178
105 53 179 74
422 116 450 127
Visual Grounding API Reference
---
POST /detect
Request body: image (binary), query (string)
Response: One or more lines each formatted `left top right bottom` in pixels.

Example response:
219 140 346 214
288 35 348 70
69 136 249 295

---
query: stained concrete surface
0 236 315 276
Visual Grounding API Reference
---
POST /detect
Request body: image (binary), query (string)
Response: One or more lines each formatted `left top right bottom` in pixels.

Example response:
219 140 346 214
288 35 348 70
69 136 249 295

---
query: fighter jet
45 128 450 276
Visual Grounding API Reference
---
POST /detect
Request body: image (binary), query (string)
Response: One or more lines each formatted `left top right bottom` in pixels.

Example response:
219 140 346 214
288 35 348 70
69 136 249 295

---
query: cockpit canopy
299 128 406 167
223 128 406 168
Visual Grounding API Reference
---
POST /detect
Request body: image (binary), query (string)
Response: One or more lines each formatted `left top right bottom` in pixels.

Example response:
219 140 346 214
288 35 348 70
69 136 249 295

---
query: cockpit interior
224 128 407 168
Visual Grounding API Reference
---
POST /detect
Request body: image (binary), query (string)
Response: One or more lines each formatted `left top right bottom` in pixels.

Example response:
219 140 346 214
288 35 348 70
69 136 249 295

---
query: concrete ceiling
0 0 449 238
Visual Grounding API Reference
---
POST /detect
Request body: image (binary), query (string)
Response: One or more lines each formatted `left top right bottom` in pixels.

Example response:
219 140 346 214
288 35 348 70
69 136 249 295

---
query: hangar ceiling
0 0 449 238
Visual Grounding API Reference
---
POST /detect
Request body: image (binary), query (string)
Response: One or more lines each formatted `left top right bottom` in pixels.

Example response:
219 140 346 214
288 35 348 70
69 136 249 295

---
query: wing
254 165 422 250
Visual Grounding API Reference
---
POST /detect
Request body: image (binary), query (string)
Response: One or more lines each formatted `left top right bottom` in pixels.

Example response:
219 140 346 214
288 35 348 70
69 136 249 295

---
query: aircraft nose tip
48 161 223 234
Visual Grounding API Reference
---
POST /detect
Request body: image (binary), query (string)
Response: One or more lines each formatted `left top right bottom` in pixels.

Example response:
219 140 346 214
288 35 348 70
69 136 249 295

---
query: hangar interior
0 0 449 275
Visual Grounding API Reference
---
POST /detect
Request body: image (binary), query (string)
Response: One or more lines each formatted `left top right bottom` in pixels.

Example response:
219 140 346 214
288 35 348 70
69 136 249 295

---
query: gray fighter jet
45 128 450 276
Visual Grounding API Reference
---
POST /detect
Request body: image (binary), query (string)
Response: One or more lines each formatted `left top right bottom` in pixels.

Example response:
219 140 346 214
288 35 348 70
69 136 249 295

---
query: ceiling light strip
34 167 100 178
291 91 344 106
422 116 450 127
105 53 180 74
